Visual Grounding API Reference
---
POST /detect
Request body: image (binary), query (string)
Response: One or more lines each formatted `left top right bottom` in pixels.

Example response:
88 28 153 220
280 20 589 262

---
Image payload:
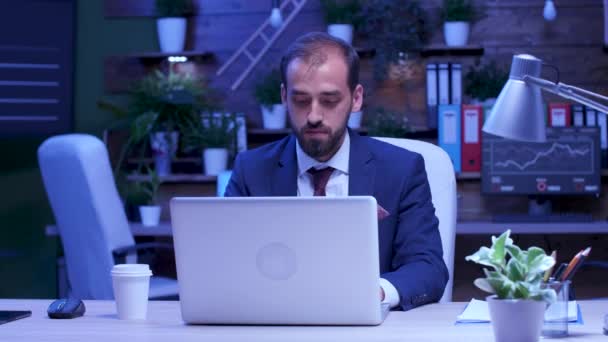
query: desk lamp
482 54 608 142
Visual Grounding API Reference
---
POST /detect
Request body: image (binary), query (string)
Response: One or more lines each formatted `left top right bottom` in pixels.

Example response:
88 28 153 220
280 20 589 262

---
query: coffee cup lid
111 264 152 276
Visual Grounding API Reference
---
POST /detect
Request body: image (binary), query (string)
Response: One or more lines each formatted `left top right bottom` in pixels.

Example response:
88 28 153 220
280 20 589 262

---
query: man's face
281 50 363 162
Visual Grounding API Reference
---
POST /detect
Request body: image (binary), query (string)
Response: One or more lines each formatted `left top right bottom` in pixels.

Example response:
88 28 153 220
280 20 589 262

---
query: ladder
216 0 309 90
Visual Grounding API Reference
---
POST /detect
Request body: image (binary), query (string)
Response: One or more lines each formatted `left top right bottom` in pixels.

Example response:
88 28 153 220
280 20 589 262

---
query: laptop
170 196 389 325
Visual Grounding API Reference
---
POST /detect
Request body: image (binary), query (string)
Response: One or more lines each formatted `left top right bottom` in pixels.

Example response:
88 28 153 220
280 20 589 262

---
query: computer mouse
47 298 86 319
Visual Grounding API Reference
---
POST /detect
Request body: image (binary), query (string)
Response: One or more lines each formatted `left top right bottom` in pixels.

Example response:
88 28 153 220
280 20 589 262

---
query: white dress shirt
295 132 400 309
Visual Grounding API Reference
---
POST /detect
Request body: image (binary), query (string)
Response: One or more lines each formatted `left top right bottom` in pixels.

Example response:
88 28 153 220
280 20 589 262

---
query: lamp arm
523 75 608 114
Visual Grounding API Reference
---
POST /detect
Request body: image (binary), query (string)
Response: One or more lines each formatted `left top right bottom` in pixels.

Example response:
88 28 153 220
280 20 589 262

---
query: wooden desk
1 299 605 341
45 221 608 237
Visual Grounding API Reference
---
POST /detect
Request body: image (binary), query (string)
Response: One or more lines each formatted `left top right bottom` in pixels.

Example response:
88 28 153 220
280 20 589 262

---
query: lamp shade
482 54 546 142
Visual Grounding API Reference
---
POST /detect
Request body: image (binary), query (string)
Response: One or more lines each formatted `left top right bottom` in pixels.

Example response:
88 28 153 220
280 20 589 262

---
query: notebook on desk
456 299 582 324
170 196 389 325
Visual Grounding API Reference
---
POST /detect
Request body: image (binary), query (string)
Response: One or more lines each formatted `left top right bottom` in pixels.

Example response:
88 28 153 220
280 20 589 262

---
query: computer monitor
481 126 601 222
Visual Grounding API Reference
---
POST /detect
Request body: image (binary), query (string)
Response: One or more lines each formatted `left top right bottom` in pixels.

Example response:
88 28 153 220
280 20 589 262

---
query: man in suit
225 32 448 311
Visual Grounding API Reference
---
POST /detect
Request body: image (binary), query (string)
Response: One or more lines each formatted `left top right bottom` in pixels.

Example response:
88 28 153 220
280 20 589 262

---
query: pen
543 250 557 282
552 262 568 280
562 247 591 281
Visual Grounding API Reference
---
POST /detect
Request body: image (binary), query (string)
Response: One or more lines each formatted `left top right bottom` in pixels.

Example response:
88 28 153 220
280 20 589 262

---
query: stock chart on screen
482 127 601 195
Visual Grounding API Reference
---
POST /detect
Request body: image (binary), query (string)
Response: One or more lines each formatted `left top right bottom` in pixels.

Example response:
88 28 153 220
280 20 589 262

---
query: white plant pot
347 110 363 129
444 21 470 47
139 206 161 227
487 296 545 342
156 17 187 53
150 131 179 177
261 104 287 129
203 148 228 176
327 24 353 44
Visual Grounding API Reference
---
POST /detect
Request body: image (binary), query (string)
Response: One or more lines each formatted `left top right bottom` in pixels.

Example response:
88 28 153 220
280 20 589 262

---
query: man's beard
290 107 350 161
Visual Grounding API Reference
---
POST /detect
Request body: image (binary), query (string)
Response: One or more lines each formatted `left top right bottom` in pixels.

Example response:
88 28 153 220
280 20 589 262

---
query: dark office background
0 0 156 298
1 0 607 299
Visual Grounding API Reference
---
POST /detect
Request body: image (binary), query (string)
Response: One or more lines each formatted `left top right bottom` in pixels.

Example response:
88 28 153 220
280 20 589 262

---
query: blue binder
438 104 462 172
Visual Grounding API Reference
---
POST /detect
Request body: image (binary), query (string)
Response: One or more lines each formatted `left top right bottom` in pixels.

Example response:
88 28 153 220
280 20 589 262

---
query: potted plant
182 113 237 176
155 0 193 53
366 107 411 138
321 0 361 44
137 167 162 227
127 69 215 176
466 230 557 342
441 0 477 46
253 69 286 129
464 61 509 117
359 0 428 81
464 61 509 103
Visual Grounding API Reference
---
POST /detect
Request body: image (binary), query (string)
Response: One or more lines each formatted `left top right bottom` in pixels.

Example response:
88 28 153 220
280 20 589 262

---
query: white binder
450 63 462 104
438 63 450 105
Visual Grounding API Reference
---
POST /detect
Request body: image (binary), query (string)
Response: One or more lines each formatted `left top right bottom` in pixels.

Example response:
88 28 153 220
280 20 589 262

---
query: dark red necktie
307 167 335 196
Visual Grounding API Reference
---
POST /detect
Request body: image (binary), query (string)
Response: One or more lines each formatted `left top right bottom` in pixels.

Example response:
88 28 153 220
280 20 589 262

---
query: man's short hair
280 32 360 93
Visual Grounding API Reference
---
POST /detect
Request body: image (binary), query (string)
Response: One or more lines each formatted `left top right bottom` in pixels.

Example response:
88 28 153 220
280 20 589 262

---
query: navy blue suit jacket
225 131 448 310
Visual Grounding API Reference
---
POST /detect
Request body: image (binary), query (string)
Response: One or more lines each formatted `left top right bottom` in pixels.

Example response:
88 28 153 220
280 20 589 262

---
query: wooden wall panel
103 0 608 132
191 11 324 53
103 0 608 220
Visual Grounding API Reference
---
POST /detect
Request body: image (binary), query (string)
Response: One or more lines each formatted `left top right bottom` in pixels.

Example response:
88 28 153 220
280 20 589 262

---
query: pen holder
541 280 570 338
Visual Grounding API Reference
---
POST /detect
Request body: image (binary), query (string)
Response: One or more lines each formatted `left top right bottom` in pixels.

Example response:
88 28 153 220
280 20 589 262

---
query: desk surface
45 221 608 237
1 299 606 341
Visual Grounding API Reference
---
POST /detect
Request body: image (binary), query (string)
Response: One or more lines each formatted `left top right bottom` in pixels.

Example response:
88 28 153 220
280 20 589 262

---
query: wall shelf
122 50 215 64
356 45 484 58
127 157 200 164
127 173 216 183
456 172 481 180
104 51 216 93
421 45 484 58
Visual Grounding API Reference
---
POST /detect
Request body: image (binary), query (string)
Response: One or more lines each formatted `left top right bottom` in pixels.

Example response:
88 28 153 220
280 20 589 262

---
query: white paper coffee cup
111 264 152 320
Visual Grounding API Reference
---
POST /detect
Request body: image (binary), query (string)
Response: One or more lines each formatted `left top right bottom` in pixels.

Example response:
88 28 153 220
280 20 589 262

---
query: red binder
548 103 571 127
461 104 482 172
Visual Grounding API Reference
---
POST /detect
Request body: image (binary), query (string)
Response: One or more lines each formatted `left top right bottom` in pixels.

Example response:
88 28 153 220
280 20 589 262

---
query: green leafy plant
181 113 238 152
366 108 410 138
136 167 162 206
100 69 218 175
155 0 193 17
464 62 509 101
321 0 361 26
442 0 477 22
465 230 557 304
253 69 282 107
129 69 214 136
359 0 428 80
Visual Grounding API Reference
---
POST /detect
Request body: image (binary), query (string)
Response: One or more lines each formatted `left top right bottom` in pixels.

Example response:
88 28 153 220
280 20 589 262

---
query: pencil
543 250 557 282
559 249 583 281
562 247 591 281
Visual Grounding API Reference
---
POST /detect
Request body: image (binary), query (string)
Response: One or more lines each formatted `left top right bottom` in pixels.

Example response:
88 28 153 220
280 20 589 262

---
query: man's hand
380 287 385 301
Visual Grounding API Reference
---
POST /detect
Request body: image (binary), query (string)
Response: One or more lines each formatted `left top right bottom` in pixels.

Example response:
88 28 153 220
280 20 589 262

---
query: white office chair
38 134 178 300
373 137 457 303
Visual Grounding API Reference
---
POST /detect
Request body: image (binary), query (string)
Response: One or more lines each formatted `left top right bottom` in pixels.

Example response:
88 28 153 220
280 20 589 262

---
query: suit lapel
272 135 298 196
348 131 376 196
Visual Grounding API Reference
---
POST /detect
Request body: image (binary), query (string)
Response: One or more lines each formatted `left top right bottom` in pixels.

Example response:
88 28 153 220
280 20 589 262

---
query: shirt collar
296 130 350 177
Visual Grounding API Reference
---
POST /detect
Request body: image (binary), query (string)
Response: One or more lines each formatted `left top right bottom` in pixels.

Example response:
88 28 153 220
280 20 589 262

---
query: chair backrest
38 134 134 299
372 137 457 302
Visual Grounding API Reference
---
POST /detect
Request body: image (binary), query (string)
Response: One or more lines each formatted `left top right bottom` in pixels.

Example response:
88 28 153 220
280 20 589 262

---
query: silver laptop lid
170 196 382 325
